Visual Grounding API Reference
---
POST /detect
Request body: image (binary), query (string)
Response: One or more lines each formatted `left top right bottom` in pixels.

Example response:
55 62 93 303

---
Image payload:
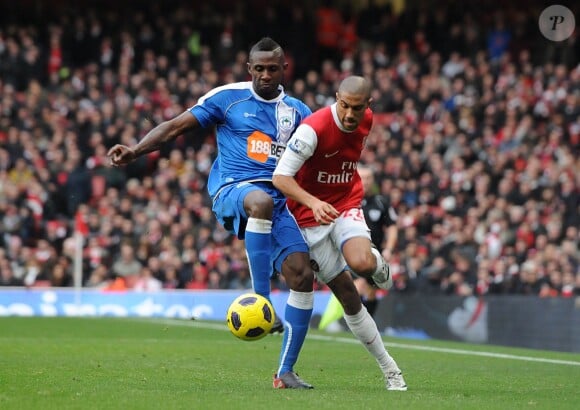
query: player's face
248 51 287 100
336 92 370 131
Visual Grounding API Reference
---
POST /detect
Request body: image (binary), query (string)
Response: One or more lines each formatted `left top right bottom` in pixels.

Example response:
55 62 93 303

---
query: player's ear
335 92 339 101
367 97 373 106
282 62 288 70
247 62 251 74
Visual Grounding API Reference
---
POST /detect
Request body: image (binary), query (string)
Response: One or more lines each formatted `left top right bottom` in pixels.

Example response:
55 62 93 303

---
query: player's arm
382 203 399 260
108 111 200 166
383 224 398 260
273 126 339 224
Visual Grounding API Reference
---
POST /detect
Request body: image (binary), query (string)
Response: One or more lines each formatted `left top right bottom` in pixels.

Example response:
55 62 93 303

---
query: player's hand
382 248 392 261
311 200 339 225
107 144 136 166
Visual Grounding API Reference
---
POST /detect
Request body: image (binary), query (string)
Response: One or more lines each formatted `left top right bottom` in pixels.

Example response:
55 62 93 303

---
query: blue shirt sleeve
189 91 227 128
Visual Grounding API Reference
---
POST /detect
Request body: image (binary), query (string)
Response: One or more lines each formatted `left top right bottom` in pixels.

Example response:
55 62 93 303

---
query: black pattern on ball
230 311 242 330
262 303 273 323
246 327 265 338
238 296 258 306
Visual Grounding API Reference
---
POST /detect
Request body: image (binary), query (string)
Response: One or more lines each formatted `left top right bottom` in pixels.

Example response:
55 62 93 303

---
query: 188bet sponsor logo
247 131 285 163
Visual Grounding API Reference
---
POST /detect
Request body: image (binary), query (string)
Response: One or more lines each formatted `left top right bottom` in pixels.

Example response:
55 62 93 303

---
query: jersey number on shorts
343 208 365 222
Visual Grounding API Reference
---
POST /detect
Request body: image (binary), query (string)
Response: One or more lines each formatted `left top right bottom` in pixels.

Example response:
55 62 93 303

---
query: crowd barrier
0 288 331 322
1 289 578 352
374 294 580 353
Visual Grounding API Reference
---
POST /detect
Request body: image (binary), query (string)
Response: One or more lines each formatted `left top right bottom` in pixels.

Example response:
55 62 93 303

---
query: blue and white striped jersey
189 81 311 198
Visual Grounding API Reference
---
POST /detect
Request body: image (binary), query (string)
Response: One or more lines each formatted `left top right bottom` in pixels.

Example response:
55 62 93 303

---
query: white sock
343 306 399 374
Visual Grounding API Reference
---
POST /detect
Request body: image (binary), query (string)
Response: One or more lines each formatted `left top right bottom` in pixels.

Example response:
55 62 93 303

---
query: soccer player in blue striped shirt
108 37 315 389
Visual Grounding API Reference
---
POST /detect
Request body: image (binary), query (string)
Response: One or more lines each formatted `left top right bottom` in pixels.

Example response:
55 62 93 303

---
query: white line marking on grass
134 318 580 367
309 334 580 367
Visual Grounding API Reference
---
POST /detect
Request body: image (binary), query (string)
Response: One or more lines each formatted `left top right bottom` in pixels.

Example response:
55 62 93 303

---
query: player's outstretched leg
343 305 407 391
273 290 314 389
245 217 274 300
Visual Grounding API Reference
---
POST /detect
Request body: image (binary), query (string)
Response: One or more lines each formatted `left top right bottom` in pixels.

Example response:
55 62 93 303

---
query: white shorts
301 208 371 284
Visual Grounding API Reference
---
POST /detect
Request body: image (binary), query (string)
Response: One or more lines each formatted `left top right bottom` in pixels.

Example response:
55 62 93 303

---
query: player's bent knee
244 191 274 218
285 268 314 291
281 253 314 291
292 273 315 292
348 255 376 277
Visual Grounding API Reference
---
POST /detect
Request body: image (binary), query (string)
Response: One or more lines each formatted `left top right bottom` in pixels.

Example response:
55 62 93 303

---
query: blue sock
277 290 314 376
245 218 273 301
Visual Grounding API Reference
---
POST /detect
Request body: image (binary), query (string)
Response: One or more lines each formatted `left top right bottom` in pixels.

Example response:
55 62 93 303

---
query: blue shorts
212 181 309 273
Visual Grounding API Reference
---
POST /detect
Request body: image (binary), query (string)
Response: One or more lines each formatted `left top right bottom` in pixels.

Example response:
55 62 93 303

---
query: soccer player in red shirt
273 76 407 391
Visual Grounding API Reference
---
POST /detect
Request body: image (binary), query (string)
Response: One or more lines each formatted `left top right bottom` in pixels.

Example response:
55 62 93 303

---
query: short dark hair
250 37 283 55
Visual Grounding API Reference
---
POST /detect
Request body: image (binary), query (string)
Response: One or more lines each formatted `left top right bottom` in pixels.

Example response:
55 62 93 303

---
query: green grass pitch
0 317 578 410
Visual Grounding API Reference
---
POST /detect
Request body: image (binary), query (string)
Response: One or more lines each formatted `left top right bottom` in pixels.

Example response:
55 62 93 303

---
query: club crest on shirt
277 115 294 143
279 115 293 130
276 102 295 143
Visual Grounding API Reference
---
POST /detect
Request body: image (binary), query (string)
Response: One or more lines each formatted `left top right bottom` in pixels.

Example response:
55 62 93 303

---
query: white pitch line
308 334 580 367
135 318 580 367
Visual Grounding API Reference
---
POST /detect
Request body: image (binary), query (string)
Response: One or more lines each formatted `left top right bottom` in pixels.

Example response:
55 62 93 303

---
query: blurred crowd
0 0 579 297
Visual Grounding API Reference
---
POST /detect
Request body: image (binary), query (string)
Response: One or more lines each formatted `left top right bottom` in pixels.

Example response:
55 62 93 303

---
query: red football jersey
288 105 373 227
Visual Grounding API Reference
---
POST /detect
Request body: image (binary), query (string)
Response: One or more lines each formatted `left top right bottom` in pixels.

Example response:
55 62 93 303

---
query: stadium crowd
0 0 579 298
